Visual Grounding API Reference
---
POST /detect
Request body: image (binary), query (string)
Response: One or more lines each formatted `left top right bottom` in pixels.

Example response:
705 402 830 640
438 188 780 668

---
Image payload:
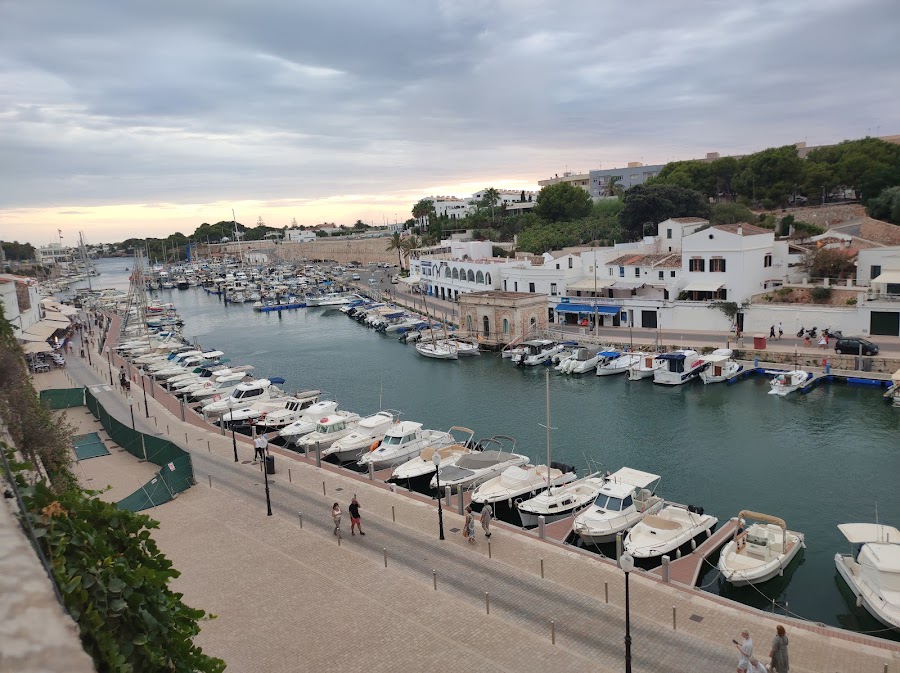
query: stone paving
58 348 900 673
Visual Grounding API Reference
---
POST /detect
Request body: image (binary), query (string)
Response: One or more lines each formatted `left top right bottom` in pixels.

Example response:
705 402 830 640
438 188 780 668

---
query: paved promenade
45 348 900 673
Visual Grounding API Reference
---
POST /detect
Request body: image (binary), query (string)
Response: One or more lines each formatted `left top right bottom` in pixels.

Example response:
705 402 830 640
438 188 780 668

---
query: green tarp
40 388 85 409
72 432 110 460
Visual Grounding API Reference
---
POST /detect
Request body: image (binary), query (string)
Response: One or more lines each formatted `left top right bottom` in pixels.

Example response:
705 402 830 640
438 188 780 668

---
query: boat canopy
838 523 900 544
738 510 787 530
269 377 286 384
598 351 620 358
700 353 733 364
554 303 620 315
657 352 687 361
606 467 661 489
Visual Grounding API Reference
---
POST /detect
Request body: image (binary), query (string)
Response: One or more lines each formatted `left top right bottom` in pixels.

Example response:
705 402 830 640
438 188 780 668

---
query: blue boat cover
656 352 686 361
269 377 286 384
554 303 620 315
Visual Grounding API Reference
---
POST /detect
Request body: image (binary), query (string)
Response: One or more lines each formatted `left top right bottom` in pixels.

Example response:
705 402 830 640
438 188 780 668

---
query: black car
834 337 879 356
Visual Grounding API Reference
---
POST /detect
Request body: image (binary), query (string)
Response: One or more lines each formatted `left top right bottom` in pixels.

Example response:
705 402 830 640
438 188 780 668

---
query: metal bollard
298 511 303 528
383 548 387 567
551 620 556 645
207 440 211 452
672 606 677 630
488 542 491 559
315 441 321 468
337 534 341 547
538 515 546 539
288 468 292 483
661 555 670 583
485 592 490 615
219 422 224 435
433 570 437 590
368 461 374 480
391 505 395 522
185 432 188 443
154 417 158 427
180 398 185 421
445 486 451 507
304 443 309 459
208 474 212 488
540 558 544 579
457 489 464 515
166 424 169 434
322 481 326 496
616 532 623 561
604 581 608 604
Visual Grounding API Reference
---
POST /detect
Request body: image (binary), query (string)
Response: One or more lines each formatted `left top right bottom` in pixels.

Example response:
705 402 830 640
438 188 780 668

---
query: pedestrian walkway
56 348 900 673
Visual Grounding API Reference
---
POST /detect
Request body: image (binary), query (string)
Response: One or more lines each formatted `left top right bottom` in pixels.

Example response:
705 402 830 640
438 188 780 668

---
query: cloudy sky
1 0 898 246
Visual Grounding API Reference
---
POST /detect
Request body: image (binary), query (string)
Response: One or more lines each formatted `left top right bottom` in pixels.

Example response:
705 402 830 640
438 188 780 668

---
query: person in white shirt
748 657 768 673
734 629 753 673
253 433 269 463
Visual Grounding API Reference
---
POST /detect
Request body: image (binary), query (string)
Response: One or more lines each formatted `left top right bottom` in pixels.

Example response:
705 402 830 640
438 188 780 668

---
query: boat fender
369 440 380 452
675 548 682 559
690 538 697 550
856 595 863 608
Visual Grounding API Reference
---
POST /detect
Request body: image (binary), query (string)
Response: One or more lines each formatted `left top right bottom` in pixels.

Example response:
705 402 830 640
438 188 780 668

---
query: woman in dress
464 505 475 544
332 502 341 536
769 625 789 672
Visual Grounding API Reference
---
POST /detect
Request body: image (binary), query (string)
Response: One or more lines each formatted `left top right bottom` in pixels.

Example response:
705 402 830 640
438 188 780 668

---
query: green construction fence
40 387 85 409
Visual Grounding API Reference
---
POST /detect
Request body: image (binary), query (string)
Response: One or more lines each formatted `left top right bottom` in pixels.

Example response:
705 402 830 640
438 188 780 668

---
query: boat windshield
318 422 344 433
382 434 403 446
593 495 624 511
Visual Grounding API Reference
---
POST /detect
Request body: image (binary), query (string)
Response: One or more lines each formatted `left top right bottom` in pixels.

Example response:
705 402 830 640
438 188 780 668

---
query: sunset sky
1 0 898 246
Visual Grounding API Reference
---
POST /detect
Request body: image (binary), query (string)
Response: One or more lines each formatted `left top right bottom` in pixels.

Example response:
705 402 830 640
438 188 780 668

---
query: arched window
466 315 473 332
530 317 537 330
483 316 490 336
444 266 451 278
485 273 491 285
452 268 459 280
467 270 475 282
476 271 484 284
502 318 509 334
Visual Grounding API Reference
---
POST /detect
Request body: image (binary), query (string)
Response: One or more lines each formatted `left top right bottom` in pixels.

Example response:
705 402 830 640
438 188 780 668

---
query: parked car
834 337 879 356
390 275 399 284
351 273 360 280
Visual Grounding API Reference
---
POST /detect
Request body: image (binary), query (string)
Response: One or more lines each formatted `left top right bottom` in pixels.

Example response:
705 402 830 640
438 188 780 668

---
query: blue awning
554 303 620 315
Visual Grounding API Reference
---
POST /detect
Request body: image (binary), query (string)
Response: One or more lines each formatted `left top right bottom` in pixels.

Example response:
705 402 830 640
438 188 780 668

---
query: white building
0 274 42 334
37 243 73 268
284 229 316 243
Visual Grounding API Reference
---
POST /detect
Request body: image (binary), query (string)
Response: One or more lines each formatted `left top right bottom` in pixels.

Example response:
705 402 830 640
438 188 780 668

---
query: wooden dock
542 516 575 542
650 518 737 586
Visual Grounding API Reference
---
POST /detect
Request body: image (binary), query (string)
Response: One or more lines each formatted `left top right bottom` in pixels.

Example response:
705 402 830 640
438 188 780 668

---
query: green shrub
846 298 857 305
810 286 833 303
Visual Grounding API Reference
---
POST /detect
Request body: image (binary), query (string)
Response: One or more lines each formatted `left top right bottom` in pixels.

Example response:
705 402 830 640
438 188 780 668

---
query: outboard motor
687 504 705 516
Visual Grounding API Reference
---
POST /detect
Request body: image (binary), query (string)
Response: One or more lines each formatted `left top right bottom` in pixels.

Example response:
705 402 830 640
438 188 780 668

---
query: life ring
213 394 221 401
370 439 381 451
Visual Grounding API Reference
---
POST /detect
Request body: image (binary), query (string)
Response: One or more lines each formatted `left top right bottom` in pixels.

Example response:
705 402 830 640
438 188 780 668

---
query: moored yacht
834 523 900 631
322 410 399 463
471 462 577 511
623 503 718 560
596 351 642 376
277 400 339 444
572 468 663 545
718 510 805 586
515 340 562 366
201 378 286 417
429 436 529 493
768 369 813 396
626 353 664 380
390 427 477 485
653 350 704 385
297 414 362 451
699 349 743 384
357 422 455 470
557 347 601 374
415 340 458 360
517 473 606 528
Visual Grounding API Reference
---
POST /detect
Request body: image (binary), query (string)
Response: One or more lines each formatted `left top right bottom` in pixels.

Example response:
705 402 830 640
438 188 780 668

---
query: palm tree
385 232 405 269
604 176 624 198
401 235 420 269
482 187 500 224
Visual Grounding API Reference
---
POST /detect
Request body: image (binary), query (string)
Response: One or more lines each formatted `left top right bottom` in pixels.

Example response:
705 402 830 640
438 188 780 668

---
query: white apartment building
37 243 73 268
0 274 42 334
284 229 316 243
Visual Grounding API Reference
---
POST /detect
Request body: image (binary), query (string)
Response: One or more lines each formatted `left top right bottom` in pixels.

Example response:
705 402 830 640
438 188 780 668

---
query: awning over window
396 275 421 285
22 320 66 339
681 281 724 293
611 280 645 290
566 278 614 291
554 303 621 315
23 342 54 354
871 271 900 284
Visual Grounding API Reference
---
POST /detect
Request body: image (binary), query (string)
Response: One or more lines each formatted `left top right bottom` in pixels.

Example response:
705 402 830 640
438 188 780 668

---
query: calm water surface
85 258 900 638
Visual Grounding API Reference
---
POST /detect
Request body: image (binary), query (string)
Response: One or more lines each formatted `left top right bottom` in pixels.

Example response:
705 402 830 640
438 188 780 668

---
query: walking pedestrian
733 629 753 673
119 366 127 390
747 657 767 673
777 321 783 340
253 432 268 463
480 502 493 539
331 502 341 536
769 325 776 339
817 334 827 349
464 505 475 544
349 496 365 535
769 625 790 672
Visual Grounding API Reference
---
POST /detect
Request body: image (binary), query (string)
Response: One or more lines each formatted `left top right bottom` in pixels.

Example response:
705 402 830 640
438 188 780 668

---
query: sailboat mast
545 369 551 491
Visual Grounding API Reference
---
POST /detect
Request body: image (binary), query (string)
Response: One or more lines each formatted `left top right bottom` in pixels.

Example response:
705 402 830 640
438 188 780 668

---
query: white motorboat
429 436 529 493
321 410 399 462
596 351 642 376
718 511 805 586
624 503 718 559
390 427 477 483
699 349 743 384
835 523 900 631
415 341 458 360
220 390 320 428
653 350 704 385
572 468 664 545
768 369 812 396
307 292 355 307
626 353 664 380
277 400 339 444
297 413 362 451
884 369 900 407
187 373 252 400
514 340 562 366
557 347 601 374
255 394 322 431
201 378 286 417
517 474 606 528
471 463 577 510
357 422 454 470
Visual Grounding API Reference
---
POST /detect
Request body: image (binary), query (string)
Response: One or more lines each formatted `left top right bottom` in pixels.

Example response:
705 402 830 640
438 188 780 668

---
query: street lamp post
227 398 238 462
262 435 273 517
620 552 635 673
106 347 114 385
432 452 445 540
141 374 149 418
127 395 135 431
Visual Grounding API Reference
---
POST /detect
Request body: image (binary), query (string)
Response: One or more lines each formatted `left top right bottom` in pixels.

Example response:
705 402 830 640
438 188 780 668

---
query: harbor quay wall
214 238 401 266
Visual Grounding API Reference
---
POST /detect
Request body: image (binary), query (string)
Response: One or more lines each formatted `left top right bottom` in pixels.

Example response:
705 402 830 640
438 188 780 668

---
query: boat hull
835 554 900 631
719 534 804 586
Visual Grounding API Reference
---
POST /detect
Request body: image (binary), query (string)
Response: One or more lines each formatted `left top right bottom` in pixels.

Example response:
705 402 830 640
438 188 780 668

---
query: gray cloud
0 0 898 211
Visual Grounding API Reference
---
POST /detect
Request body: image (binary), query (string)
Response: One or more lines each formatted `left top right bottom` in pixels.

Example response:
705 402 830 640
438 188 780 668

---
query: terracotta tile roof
670 217 709 224
713 223 772 236
608 253 646 266
606 252 682 268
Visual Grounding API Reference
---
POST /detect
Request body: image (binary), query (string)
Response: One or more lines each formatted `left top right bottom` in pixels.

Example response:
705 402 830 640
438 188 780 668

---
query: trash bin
753 335 767 350
265 455 275 475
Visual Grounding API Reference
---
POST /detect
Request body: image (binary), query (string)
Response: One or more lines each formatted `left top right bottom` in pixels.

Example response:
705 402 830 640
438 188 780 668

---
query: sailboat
414 302 458 359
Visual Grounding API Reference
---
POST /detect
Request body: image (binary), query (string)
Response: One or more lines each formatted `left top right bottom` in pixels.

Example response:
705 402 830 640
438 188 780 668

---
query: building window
666 228 672 239
871 265 881 280
550 283 557 296
503 279 507 291
764 254 773 268
689 258 705 272
710 258 726 272
483 316 490 337
476 271 484 284
467 270 475 282
502 318 509 334
530 317 537 330
670 271 676 278
568 258 573 269
556 263 560 270
634 267 640 278
514 282 518 292
630 174 639 180
618 266 625 277
658 271 664 280
485 273 491 285
529 282 535 293
452 268 459 280
609 268 614 276
466 315 472 332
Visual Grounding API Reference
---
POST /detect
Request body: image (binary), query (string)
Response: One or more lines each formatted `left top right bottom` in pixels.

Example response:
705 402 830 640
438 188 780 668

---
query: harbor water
82 258 900 638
